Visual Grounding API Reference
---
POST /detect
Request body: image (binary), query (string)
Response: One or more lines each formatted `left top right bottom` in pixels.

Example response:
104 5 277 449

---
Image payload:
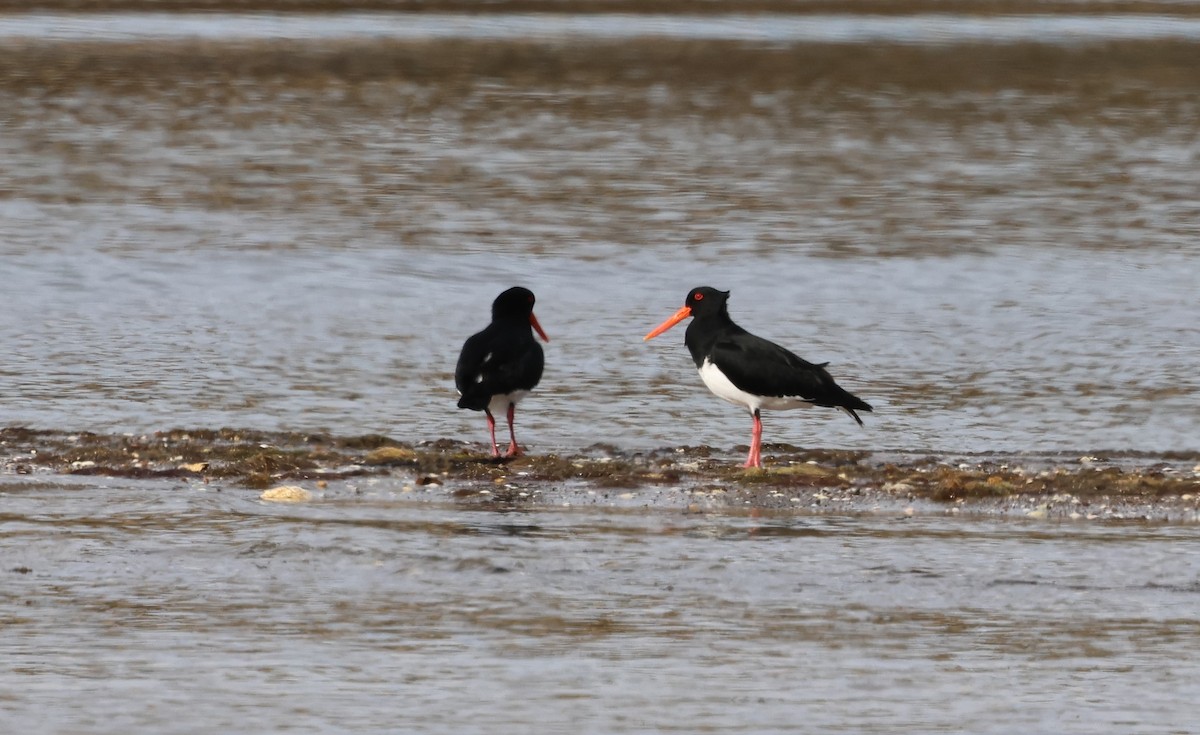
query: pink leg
743 410 763 469
504 403 524 457
485 409 500 457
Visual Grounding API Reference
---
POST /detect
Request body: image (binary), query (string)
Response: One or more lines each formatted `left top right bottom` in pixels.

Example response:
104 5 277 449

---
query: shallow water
3 476 1199 733
2 16 1199 732
6 11 1200 44
1 18 1197 456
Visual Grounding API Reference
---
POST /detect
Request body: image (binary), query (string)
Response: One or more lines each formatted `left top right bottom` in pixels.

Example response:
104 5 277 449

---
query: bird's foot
742 448 763 469
504 444 524 458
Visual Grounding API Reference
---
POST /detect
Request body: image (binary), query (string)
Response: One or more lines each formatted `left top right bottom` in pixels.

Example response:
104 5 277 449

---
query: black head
491 286 549 342
644 286 731 341
682 286 730 319
492 286 536 320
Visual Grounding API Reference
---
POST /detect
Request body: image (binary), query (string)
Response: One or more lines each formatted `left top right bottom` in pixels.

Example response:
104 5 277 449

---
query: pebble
260 485 312 503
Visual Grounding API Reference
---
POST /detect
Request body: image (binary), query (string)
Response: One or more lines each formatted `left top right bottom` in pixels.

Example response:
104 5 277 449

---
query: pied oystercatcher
644 286 872 468
455 286 549 457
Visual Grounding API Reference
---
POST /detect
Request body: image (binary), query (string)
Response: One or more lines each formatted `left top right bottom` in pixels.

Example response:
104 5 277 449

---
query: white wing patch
474 352 495 384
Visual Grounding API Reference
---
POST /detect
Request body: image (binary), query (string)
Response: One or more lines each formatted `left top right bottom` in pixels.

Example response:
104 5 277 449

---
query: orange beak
643 305 692 341
530 313 549 343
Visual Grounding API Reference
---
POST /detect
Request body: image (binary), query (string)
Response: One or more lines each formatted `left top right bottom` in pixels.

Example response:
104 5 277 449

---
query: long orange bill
643 305 692 341
530 313 550 342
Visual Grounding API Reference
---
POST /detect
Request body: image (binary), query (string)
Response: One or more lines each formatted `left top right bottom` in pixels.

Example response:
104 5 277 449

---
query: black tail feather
829 391 872 426
457 393 489 411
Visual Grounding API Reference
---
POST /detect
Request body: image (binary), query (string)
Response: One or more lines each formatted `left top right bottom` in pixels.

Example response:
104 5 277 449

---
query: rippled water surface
2 16 1197 455
4 477 1200 733
2 12 1199 732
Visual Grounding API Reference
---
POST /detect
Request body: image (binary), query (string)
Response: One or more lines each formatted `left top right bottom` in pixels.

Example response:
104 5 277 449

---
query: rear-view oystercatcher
644 286 872 468
455 286 549 457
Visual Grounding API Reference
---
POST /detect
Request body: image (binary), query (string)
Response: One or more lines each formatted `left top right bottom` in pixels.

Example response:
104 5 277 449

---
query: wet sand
5 427 1199 521
6 34 1200 96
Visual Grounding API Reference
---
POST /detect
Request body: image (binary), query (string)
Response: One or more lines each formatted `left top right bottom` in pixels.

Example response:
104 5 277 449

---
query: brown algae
2 428 1197 519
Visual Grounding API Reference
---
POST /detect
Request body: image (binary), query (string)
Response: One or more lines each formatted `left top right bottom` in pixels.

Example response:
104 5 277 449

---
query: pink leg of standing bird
485 409 500 458
504 402 524 457
743 409 763 469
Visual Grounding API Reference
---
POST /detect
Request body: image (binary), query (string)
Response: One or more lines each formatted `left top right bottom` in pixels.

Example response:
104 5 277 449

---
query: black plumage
645 286 872 468
455 286 548 457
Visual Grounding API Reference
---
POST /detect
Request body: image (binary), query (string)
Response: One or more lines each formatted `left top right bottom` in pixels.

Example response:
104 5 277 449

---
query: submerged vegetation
2 427 1198 519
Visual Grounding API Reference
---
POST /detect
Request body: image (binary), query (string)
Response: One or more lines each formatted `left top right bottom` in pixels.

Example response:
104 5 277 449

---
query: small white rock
260 485 312 503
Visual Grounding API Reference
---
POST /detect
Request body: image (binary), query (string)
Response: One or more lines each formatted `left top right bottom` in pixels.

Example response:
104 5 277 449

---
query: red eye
694 293 704 301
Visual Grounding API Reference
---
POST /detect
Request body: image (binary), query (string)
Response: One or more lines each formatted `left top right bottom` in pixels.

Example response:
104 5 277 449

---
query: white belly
697 359 814 413
487 390 529 415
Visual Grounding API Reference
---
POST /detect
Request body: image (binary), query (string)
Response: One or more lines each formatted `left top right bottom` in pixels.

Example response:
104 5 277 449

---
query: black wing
455 326 544 411
712 333 872 420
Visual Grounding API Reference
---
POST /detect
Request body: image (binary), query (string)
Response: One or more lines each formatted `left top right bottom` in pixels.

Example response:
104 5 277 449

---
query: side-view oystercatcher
644 286 872 469
455 286 549 457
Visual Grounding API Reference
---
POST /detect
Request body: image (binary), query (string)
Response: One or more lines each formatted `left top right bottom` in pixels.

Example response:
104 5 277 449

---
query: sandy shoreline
6 0 1200 16
3 427 1198 521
